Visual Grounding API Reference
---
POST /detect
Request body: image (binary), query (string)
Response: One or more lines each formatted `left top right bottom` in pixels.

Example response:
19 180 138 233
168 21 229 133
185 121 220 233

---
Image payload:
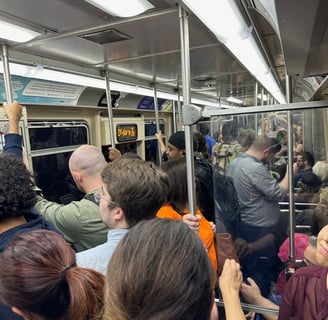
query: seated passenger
313 160 328 187
34 144 109 251
278 223 328 319
104 218 245 320
294 151 319 188
77 158 168 274
157 158 217 271
0 230 104 320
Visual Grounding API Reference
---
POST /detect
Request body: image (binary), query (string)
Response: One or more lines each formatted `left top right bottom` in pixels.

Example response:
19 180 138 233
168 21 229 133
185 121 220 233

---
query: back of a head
276 130 288 145
222 120 238 143
0 230 104 320
250 135 279 152
161 158 188 213
198 123 210 135
193 131 209 158
104 218 214 320
0 153 36 222
313 161 328 183
237 129 256 150
102 158 169 227
69 144 107 176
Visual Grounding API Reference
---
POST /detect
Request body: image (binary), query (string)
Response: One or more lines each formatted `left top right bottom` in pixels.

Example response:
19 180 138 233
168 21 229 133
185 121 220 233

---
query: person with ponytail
0 229 104 320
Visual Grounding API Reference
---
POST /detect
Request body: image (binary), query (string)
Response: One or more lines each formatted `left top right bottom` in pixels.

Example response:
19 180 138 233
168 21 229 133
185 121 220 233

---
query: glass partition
203 104 328 308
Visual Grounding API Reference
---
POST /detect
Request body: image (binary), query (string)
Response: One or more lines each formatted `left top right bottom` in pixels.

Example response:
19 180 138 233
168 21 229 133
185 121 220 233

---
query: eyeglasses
94 188 118 207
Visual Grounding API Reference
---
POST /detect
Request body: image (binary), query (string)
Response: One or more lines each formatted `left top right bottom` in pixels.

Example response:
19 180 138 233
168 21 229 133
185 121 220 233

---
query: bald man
35 145 109 251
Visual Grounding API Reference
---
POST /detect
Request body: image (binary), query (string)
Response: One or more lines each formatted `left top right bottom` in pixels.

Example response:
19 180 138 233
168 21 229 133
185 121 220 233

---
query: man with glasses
76 158 169 274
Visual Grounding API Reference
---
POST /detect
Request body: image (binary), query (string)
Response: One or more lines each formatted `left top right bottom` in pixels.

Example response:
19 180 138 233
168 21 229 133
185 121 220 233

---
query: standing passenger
35 144 109 251
0 230 104 320
104 218 219 320
198 122 216 158
157 158 217 271
226 135 289 297
76 158 168 273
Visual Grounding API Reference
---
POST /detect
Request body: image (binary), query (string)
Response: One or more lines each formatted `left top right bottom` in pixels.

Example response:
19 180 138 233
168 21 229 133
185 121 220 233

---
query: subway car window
32 152 83 203
144 119 165 164
29 122 89 203
29 123 89 150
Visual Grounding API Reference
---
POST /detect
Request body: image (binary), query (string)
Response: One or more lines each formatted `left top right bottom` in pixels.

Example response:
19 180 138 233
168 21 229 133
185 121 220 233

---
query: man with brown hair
77 158 168 274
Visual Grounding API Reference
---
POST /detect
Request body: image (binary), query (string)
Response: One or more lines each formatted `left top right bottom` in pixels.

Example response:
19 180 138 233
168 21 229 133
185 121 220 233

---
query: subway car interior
1 0 328 317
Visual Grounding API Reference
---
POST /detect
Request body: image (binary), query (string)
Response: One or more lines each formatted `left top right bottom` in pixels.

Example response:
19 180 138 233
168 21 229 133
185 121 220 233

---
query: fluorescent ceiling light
0 20 41 43
85 0 154 17
181 0 286 104
226 96 243 104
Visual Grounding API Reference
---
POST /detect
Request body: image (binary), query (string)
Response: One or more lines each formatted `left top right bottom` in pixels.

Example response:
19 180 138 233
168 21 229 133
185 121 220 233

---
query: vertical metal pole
1 45 14 103
105 70 116 148
179 5 196 216
286 74 295 263
261 87 265 134
173 100 177 132
254 81 258 135
153 84 162 165
177 89 183 131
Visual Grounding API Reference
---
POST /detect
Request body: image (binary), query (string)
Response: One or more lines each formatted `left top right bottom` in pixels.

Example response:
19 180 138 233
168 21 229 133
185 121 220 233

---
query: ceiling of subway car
0 0 327 105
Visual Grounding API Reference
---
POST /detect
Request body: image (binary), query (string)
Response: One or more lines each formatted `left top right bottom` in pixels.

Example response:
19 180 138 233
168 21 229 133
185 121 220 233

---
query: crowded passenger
313 160 328 187
294 151 319 188
237 128 256 153
198 122 216 158
294 124 303 154
2 101 23 159
157 158 217 271
156 130 215 222
194 130 210 160
104 218 245 320
0 102 63 320
35 144 109 251
246 223 328 320
77 158 168 273
212 120 240 170
0 229 104 320
226 135 290 297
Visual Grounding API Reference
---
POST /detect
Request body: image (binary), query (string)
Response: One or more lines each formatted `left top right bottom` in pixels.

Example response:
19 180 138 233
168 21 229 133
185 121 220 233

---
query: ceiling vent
80 28 131 44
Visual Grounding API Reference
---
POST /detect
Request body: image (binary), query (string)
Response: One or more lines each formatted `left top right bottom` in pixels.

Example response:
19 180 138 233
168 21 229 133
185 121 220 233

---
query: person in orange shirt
157 158 217 272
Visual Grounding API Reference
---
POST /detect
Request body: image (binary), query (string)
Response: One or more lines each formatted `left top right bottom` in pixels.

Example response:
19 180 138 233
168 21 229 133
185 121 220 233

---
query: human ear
12 307 33 320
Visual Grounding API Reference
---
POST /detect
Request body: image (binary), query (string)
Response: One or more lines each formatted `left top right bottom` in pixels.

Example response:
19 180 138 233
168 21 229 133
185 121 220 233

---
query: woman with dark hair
156 158 217 271
0 229 104 320
104 218 218 320
0 152 63 319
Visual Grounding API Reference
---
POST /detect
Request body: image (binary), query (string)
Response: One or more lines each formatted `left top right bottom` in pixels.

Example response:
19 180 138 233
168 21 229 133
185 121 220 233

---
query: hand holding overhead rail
3 101 22 134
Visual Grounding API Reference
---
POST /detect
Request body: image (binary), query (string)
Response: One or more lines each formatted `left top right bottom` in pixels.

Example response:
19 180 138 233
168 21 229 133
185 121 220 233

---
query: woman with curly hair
0 153 60 319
